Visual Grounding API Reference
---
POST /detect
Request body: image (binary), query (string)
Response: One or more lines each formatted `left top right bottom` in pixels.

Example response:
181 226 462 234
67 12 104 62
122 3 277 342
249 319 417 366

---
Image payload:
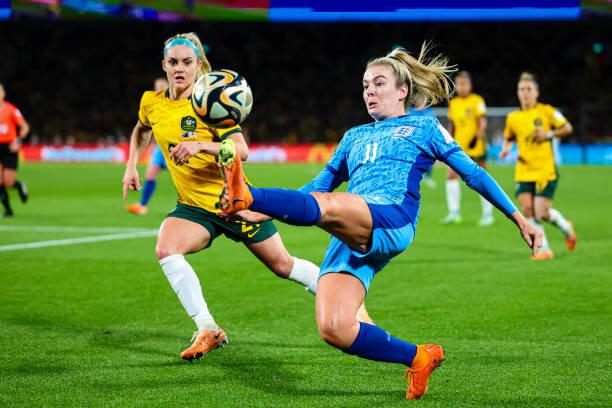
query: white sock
527 217 551 251
288 257 319 294
159 254 218 331
446 179 461 215
547 208 571 238
480 196 494 219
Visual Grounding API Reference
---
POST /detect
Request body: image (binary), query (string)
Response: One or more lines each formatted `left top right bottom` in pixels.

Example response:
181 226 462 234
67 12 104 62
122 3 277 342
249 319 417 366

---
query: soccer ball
191 69 253 128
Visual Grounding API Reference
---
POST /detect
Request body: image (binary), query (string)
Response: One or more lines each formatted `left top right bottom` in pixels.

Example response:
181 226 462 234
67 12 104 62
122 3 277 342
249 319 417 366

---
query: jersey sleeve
11 106 24 125
445 150 517 217
138 92 152 128
216 125 242 141
425 121 463 161
547 105 568 129
299 132 350 194
503 115 515 141
475 96 487 117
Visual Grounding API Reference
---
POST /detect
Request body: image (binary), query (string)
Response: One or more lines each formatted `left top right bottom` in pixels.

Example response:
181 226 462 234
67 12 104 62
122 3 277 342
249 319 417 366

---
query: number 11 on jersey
363 143 378 164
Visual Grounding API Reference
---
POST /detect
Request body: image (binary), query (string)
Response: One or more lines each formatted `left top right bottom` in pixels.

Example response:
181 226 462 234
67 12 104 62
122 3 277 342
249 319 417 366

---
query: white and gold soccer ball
191 69 253 128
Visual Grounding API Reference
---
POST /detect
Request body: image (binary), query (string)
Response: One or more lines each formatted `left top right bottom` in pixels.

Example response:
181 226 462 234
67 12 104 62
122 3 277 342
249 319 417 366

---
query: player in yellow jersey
122 32 372 361
500 72 576 260
443 71 494 226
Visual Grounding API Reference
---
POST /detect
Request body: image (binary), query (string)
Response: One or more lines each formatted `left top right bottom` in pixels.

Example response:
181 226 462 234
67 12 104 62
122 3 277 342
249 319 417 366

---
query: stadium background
1 1 611 407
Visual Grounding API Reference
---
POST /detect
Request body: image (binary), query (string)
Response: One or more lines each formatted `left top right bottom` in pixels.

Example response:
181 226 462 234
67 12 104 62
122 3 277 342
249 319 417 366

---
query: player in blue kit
407 93 436 188
218 45 542 400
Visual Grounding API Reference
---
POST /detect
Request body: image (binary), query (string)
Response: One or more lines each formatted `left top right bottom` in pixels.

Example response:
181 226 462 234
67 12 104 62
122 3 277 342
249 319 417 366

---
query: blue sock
248 186 321 226
140 180 157 206
345 322 417 366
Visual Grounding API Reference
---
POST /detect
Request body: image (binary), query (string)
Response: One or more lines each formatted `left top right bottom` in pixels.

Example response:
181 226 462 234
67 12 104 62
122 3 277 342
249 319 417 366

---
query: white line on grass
0 230 158 252
0 225 154 233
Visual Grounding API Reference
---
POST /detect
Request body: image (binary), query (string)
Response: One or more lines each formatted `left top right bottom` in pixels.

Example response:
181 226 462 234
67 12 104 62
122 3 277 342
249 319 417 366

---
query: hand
9 139 19 153
516 217 543 256
499 149 509 160
218 210 272 224
534 127 551 143
169 141 203 165
122 166 141 200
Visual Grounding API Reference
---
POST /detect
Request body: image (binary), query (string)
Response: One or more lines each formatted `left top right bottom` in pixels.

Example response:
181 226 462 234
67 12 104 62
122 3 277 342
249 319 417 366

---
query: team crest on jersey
392 126 415 139
181 116 197 132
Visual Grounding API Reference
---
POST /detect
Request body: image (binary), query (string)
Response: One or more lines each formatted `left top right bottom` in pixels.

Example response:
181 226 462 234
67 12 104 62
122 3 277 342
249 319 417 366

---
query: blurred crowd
0 19 610 144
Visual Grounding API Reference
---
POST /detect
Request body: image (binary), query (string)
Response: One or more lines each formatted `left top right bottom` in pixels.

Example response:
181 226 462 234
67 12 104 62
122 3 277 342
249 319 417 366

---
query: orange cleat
180 329 228 361
125 203 148 215
405 344 445 400
218 139 253 213
531 249 555 261
565 221 577 251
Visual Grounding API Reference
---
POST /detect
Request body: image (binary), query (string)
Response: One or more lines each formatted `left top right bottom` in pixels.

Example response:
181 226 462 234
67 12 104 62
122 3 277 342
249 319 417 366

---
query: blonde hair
367 42 456 109
164 32 212 77
519 71 539 90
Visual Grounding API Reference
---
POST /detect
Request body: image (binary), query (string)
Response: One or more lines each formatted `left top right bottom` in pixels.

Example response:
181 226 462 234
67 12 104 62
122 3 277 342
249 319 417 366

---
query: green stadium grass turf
0 163 610 406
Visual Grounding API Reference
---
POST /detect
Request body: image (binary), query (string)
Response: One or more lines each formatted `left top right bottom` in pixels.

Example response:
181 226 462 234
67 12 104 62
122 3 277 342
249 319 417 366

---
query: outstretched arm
444 150 542 254
299 164 347 194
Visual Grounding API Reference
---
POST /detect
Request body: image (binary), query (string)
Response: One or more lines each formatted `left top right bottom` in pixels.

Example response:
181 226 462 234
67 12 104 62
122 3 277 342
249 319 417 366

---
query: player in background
122 33 372 361
0 82 29 217
442 71 493 226
408 94 436 188
500 72 576 260
125 78 169 215
218 45 542 399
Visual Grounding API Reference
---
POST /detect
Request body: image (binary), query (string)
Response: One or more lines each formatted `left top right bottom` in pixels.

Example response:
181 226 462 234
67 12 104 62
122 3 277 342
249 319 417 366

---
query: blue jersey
301 115 517 226
407 106 434 117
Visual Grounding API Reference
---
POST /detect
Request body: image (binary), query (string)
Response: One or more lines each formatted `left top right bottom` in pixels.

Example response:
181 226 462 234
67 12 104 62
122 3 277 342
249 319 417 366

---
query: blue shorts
150 145 167 169
319 199 415 292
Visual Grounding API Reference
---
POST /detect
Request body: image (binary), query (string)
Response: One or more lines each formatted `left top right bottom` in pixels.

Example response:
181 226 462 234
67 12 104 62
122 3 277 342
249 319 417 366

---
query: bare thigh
311 192 373 252
155 217 212 260
447 166 458 180
534 196 552 221
316 272 365 349
3 168 16 188
245 232 294 278
517 192 534 218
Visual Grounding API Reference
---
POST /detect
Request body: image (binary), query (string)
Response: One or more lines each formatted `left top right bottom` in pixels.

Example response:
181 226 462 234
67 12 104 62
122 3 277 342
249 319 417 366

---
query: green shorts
515 179 558 199
167 203 277 247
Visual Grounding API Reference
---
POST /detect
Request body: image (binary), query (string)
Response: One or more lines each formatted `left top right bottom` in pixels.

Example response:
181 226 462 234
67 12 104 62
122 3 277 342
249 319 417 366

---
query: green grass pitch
0 163 610 406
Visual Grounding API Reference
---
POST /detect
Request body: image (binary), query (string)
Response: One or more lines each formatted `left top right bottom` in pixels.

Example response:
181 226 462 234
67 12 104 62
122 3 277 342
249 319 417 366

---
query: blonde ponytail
164 32 212 77
367 42 456 108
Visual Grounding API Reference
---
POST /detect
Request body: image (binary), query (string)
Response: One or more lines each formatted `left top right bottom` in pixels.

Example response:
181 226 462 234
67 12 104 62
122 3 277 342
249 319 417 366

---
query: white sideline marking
0 225 154 233
0 230 158 252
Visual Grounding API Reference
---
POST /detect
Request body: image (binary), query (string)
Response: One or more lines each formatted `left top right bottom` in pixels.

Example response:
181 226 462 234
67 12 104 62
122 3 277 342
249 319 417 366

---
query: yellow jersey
138 89 242 212
504 103 568 182
447 93 487 158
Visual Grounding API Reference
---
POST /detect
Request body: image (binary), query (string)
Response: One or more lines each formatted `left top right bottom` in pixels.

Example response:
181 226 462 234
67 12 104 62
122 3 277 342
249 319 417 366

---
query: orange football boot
531 249 555 261
405 344 445 400
218 139 253 213
125 203 148 215
565 221 577 251
180 329 228 361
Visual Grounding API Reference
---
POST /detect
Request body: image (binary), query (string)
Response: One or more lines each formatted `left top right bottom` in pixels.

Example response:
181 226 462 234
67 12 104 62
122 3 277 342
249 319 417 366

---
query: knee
268 255 293 278
311 192 337 221
522 205 534 218
155 242 180 261
317 314 356 349
535 207 550 221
